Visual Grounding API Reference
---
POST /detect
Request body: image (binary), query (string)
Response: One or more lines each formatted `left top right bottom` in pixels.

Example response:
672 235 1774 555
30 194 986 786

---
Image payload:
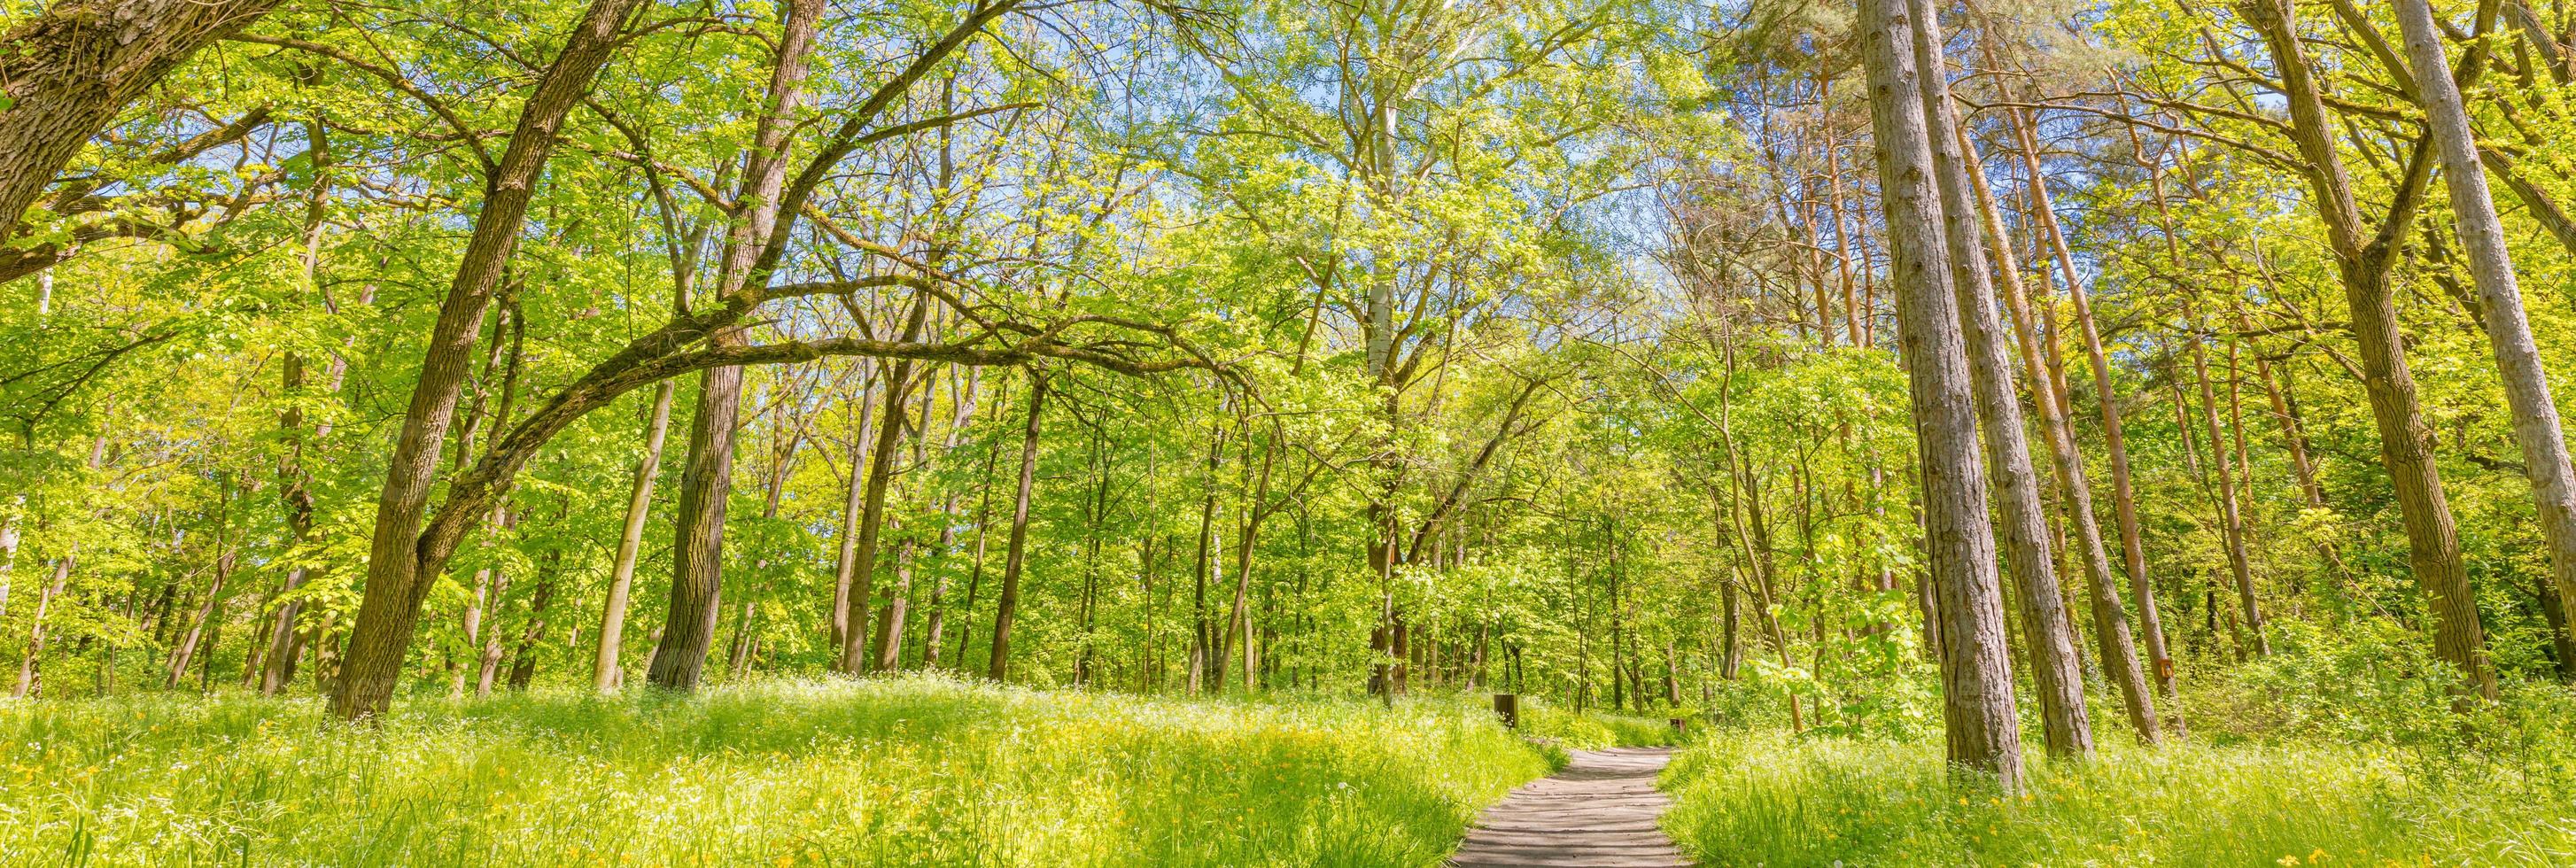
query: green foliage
0 676 1550 866
1517 699 1680 748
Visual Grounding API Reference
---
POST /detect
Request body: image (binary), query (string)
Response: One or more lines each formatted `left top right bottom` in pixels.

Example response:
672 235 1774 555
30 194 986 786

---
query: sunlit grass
0 675 1556 866
1659 730 2576 866
1519 701 1681 748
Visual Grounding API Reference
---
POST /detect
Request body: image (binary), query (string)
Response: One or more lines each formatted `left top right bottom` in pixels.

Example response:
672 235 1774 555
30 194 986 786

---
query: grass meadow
0 675 1565 866
1658 730 2576 866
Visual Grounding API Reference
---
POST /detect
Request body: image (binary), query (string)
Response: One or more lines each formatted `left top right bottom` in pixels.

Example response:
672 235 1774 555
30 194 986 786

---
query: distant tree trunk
828 376 880 656
843 297 932 675
1719 577 1742 679
923 372 980 670
872 373 943 672
2541 580 2576 683
13 554 74 697
261 136 355 697
1223 427 1275 693
1189 409 1225 694
725 596 759 678
1859 0 2024 784
2394 0 2576 626
873 534 916 672
2184 303 2269 656
987 374 1047 680
472 569 512 698
168 483 239 689
950 408 1003 668
2044 115 2180 711
507 555 556 690
594 380 674 692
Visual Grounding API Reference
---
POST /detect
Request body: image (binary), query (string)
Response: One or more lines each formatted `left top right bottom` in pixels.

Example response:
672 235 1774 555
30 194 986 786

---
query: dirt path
1447 746 1694 868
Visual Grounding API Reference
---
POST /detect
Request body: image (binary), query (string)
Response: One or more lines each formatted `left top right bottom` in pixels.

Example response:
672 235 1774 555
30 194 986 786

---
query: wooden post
1493 693 1519 728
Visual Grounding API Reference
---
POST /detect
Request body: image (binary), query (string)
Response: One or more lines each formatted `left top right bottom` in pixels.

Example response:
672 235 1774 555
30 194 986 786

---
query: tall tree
1858 0 2025 784
2392 0 2576 624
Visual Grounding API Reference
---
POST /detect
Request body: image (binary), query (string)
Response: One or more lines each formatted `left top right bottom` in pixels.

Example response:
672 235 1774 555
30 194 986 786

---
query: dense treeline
6 0 2576 794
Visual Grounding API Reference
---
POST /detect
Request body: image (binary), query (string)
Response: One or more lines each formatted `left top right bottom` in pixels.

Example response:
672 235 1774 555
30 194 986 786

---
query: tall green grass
0 675 1552 866
1517 701 1681 748
1659 732 2576 866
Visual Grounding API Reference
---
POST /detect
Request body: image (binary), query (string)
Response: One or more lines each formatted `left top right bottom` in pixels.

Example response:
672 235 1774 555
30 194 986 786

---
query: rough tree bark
0 0 288 239
2239 0 2496 698
1910 0 2093 759
1956 126 2161 744
647 0 826 691
330 0 651 719
2394 0 2576 624
1858 0 2025 784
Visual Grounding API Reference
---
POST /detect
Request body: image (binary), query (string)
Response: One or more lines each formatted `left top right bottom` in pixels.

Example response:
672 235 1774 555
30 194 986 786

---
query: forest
4 0 2576 860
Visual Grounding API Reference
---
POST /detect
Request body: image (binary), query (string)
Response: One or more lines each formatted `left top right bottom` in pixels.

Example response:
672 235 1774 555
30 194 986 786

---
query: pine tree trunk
2184 303 2269 656
2039 115 2180 711
1957 124 2161 744
1911 4 2092 758
1858 0 2025 784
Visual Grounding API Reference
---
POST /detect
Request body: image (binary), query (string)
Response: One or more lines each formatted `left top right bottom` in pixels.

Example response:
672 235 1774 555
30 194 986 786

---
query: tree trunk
473 569 513 698
12 554 73 697
1912 4 2092 759
330 0 651 719
951 406 1003 668
507 558 555 690
828 375 880 656
594 380 673 692
1190 409 1225 694
2394 0 2576 626
985 374 1046 681
645 0 824 692
0 0 288 239
1859 0 2025 784
843 298 933 674
2185 303 2269 656
2030 116 2180 710
1957 124 2161 744
2240 0 2495 699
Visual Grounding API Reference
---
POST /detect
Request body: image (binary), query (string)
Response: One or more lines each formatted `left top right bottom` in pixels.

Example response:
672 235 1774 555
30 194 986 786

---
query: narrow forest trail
1447 747 1695 868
